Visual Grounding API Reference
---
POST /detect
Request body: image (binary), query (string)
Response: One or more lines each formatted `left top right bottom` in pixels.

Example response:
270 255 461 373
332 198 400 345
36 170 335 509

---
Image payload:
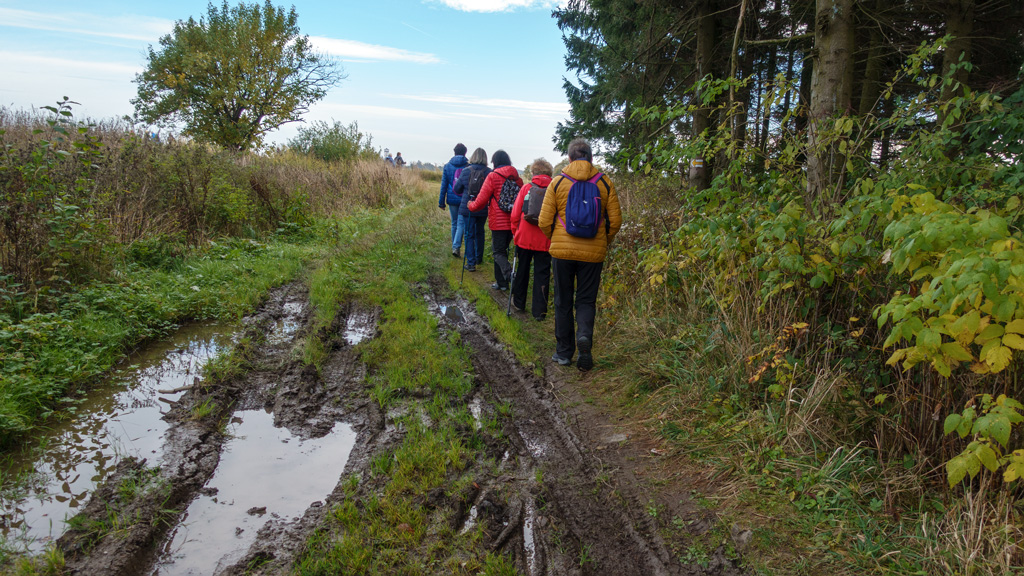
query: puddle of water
343 310 376 346
460 502 480 535
468 397 483 430
523 436 547 459
523 498 539 575
438 305 465 323
0 324 233 551
152 410 356 576
266 301 305 345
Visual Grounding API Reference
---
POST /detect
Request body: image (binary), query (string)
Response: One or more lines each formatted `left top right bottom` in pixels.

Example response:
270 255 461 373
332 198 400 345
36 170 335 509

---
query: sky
0 0 575 168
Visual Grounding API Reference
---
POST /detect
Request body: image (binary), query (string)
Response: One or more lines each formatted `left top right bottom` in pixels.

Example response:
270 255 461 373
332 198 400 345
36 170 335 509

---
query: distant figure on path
537 138 622 371
468 150 523 292
509 158 553 321
439 143 470 258
395 152 406 167
454 147 491 272
384 149 394 166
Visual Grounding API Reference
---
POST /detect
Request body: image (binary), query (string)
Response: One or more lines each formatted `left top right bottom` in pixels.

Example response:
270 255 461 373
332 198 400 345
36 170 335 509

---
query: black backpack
467 168 488 202
497 176 519 213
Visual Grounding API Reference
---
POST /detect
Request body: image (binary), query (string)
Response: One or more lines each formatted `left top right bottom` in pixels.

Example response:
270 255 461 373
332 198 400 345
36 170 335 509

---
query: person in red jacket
509 158 553 320
467 150 523 291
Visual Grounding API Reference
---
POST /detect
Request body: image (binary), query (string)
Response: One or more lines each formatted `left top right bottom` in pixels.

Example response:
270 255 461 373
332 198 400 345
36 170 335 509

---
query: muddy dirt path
38 279 746 575
424 287 746 576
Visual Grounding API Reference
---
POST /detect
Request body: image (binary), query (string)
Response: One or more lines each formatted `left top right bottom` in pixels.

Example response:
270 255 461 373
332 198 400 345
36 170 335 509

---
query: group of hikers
384 149 406 167
438 139 622 371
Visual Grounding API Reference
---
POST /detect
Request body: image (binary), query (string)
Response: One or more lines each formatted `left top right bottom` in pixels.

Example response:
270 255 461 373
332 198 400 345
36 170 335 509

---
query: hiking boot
452 249 460 258
533 314 546 322
464 264 476 272
491 283 508 292
576 336 593 371
512 301 525 313
551 354 571 366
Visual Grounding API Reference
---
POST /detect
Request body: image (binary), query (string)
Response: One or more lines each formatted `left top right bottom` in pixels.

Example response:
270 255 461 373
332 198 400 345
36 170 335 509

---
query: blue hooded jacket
456 163 491 218
438 155 470 207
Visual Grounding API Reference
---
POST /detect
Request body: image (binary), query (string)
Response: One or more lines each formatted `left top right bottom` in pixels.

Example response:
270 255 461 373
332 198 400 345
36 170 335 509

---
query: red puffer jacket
467 165 522 231
510 175 552 252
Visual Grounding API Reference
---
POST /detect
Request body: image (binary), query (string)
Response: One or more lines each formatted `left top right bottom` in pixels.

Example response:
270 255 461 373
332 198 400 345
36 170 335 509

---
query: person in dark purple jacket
454 148 490 271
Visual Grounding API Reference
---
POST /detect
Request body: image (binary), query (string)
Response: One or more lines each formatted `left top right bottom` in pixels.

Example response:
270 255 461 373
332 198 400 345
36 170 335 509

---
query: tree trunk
938 0 975 127
806 0 856 209
857 0 886 116
691 0 717 191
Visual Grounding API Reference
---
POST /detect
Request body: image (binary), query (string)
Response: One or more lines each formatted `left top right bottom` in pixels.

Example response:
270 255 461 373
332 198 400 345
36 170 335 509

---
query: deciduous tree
132 1 342 151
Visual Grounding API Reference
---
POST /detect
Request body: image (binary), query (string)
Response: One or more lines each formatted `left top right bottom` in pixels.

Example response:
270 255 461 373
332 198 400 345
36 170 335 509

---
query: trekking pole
506 250 518 316
460 246 467 286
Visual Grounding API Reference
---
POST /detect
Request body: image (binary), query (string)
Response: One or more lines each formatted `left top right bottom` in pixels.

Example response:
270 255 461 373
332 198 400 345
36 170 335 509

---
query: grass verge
0 234 324 449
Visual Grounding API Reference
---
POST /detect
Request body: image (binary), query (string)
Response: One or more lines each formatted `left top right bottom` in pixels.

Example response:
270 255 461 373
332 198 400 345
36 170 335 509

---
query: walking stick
506 249 518 316
460 246 467 286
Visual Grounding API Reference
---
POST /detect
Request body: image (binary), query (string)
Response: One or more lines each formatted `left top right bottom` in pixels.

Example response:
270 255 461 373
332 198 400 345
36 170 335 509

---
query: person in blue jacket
438 143 470 258
454 147 490 272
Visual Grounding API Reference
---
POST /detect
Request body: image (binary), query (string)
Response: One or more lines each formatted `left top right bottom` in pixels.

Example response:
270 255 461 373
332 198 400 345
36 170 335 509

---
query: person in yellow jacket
537 138 622 371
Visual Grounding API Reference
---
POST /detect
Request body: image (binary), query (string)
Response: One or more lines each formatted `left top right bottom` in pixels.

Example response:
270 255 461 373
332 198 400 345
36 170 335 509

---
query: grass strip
294 181 517 576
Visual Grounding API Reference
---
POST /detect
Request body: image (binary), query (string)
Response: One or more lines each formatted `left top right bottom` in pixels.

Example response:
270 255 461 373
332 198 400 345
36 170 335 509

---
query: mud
8 277 747 575
0 323 233 551
424 287 746 576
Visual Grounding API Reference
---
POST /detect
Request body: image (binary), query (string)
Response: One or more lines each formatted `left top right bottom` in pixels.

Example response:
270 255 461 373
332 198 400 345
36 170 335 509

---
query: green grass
0 235 324 449
293 180 516 575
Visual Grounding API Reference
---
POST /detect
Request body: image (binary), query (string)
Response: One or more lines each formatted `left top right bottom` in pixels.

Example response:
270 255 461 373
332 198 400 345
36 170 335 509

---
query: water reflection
152 410 356 575
0 324 232 550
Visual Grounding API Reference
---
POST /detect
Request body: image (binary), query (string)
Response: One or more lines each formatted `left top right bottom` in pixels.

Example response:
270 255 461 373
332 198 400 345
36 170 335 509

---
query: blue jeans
448 205 464 252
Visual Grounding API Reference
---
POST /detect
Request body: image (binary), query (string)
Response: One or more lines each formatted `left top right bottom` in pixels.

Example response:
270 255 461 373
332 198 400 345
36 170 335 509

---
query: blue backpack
559 172 605 238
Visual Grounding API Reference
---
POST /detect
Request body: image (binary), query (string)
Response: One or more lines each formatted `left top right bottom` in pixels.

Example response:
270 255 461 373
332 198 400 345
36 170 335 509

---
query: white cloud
309 37 441 64
318 103 442 120
0 8 172 42
392 94 567 117
433 0 559 13
0 52 140 78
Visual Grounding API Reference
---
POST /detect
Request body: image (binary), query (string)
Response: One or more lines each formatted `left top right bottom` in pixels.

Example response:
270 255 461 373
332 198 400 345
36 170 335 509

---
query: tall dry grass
0 104 398 310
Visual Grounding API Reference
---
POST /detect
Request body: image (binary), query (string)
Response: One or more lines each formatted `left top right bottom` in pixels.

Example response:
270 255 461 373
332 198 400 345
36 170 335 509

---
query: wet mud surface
9 278 748 575
424 285 747 576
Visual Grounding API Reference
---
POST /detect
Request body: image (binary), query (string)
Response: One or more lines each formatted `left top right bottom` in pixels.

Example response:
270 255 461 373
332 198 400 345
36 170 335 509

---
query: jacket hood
493 164 519 178
561 160 600 181
531 174 552 187
449 155 469 167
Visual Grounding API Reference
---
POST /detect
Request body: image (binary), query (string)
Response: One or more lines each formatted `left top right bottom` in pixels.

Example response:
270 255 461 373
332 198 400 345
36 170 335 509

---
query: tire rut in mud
426 287 746 576
55 283 384 576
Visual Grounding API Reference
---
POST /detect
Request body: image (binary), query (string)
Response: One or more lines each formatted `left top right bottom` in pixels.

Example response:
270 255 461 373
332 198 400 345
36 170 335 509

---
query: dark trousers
491 229 513 288
511 247 550 319
552 258 603 359
464 216 486 266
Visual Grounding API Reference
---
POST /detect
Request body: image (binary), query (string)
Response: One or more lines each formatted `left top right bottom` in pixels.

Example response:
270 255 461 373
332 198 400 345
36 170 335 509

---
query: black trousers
491 229 513 288
510 247 551 319
552 258 603 359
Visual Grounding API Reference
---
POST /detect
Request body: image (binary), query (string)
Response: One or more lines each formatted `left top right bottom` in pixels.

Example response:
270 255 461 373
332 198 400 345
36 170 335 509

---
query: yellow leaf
1003 333 1024 351
985 345 1013 373
851 328 865 338
940 342 974 362
971 361 992 375
1005 319 1024 334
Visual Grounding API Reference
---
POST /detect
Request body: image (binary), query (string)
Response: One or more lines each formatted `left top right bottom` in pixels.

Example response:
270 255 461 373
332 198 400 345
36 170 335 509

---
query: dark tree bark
806 0 856 207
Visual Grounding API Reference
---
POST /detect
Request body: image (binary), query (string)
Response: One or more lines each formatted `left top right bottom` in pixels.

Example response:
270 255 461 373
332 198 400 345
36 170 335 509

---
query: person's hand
439 203 446 210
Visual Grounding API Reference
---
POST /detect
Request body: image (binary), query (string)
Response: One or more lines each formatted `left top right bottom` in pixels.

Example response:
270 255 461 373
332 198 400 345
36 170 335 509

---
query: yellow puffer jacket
537 160 622 263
